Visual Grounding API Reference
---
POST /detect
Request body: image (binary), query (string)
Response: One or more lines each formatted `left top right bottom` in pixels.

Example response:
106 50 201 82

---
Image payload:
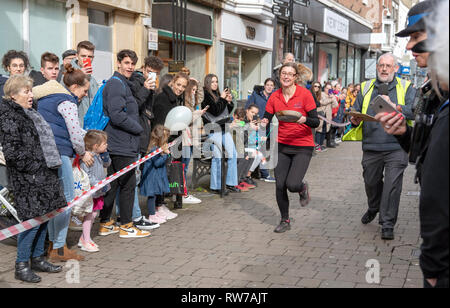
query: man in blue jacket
98 49 150 239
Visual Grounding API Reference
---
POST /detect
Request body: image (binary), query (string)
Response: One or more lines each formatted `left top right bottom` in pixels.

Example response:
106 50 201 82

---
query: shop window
0 0 23 75
29 0 67 70
338 43 347 86
88 8 112 83
347 46 355 85
354 49 361 84
318 43 338 83
294 37 301 62
275 24 286 65
300 34 314 71
224 44 240 99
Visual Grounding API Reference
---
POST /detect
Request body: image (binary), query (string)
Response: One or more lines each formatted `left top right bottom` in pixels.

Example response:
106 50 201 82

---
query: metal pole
172 0 175 61
288 0 294 52
183 0 187 62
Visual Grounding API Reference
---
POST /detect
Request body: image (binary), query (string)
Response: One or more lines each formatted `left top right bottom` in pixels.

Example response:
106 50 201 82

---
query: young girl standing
140 125 172 224
79 130 111 252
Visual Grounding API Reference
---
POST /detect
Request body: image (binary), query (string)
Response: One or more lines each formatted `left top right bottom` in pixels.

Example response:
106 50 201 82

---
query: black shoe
274 220 291 233
244 177 257 187
361 210 378 224
226 185 241 193
210 189 229 196
31 256 62 273
133 217 160 230
173 201 183 209
381 228 394 240
15 262 41 283
299 181 310 207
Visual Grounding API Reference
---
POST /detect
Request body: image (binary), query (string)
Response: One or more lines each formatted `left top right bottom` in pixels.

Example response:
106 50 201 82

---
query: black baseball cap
62 49 77 60
395 0 436 37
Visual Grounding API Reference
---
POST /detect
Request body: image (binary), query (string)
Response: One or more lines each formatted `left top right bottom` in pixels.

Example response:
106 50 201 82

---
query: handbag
166 160 187 196
202 106 232 126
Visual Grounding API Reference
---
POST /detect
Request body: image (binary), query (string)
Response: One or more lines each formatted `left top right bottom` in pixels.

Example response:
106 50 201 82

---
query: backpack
83 76 125 130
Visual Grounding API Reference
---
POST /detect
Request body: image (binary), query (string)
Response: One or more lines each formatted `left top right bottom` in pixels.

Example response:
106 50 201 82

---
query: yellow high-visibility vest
342 77 412 141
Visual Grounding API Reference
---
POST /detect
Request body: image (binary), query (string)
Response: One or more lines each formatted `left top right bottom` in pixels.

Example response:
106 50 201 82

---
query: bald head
283 53 295 64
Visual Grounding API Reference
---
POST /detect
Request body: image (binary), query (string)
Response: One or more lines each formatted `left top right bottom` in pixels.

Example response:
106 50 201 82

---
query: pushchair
0 162 20 242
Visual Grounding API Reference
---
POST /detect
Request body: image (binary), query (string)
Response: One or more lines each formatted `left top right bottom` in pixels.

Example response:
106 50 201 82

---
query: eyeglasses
313 85 320 88
280 72 297 77
377 64 394 69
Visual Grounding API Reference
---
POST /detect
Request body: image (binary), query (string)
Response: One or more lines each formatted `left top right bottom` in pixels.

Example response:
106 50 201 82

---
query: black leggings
274 145 313 220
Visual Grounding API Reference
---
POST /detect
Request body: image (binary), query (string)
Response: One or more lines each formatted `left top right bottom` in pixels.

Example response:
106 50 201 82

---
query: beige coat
317 92 338 132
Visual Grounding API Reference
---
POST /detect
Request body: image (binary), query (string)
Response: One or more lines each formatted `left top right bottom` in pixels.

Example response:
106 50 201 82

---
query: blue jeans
17 222 48 262
48 155 73 249
207 132 238 190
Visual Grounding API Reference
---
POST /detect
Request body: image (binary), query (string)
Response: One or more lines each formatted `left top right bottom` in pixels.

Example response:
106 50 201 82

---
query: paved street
0 141 424 288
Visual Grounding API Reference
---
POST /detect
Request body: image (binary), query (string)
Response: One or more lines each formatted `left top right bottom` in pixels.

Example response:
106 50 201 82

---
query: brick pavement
0 142 424 288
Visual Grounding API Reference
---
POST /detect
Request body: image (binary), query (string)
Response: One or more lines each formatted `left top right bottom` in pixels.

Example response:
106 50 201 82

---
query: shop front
151 1 214 82
219 10 273 100
273 0 372 87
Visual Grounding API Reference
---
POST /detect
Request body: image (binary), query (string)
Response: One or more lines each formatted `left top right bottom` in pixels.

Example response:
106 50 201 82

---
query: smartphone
147 72 157 81
252 114 260 122
328 89 334 95
224 87 229 92
370 95 402 115
82 58 92 69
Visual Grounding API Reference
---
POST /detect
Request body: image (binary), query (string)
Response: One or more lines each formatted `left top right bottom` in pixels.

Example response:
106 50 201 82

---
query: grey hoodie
69 58 100 127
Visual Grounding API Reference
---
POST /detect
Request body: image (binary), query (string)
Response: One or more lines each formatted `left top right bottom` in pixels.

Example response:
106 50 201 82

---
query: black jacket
129 71 155 154
397 98 449 280
29 70 48 87
0 75 7 98
103 71 143 157
152 85 183 127
0 98 66 220
201 89 234 129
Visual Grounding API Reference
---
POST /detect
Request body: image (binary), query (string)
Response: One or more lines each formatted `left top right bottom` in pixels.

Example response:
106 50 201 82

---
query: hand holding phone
370 95 402 115
82 58 92 74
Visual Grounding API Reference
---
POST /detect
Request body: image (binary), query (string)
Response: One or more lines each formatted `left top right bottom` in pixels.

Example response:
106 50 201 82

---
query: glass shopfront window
318 43 338 83
347 46 355 85
224 44 240 99
301 34 314 71
275 24 286 65
354 48 361 84
338 42 347 86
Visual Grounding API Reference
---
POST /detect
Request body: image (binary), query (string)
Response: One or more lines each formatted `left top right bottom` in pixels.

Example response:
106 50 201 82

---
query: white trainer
158 205 178 220
182 195 202 204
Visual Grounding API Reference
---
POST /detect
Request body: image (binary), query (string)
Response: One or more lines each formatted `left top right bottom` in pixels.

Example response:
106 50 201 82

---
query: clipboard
345 111 378 122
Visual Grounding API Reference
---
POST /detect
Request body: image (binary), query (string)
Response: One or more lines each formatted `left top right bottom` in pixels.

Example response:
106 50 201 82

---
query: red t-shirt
265 85 316 147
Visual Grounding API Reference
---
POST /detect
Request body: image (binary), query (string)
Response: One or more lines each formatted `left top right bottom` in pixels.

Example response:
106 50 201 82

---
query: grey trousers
362 149 409 229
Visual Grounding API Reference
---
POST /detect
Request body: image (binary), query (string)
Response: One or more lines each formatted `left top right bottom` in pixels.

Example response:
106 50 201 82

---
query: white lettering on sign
323 9 349 41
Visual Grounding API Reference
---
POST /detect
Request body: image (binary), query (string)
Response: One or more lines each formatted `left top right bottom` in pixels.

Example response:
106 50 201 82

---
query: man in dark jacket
129 56 164 155
99 49 149 239
376 0 448 288
29 52 60 87
349 52 416 240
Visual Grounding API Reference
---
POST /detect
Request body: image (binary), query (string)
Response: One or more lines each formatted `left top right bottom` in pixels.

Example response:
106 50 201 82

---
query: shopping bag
71 156 93 217
166 161 187 196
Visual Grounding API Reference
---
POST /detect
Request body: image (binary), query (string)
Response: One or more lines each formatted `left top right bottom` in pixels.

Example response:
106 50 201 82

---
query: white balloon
164 106 193 131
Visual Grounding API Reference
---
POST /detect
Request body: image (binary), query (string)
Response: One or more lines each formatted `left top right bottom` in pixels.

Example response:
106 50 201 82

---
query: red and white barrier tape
318 115 351 127
0 140 177 242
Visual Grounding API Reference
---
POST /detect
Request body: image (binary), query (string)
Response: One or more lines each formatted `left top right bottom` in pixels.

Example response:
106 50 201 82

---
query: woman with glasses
1 50 30 98
261 62 319 233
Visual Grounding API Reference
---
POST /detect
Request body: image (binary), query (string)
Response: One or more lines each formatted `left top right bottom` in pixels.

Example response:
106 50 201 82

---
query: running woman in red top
261 62 319 233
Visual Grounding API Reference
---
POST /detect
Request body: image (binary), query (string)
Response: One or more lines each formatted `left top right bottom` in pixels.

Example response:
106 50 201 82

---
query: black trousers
274 145 313 220
100 155 138 225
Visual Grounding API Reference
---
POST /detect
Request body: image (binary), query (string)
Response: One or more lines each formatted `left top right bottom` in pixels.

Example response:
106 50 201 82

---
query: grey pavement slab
0 142 423 288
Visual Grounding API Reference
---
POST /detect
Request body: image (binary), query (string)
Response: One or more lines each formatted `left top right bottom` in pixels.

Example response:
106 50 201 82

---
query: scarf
23 108 62 169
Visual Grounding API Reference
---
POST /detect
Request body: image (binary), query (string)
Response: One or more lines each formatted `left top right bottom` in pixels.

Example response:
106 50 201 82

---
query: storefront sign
293 0 310 7
221 11 273 51
272 4 290 19
365 58 377 79
323 8 349 41
148 28 158 51
293 22 308 35
168 60 185 73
